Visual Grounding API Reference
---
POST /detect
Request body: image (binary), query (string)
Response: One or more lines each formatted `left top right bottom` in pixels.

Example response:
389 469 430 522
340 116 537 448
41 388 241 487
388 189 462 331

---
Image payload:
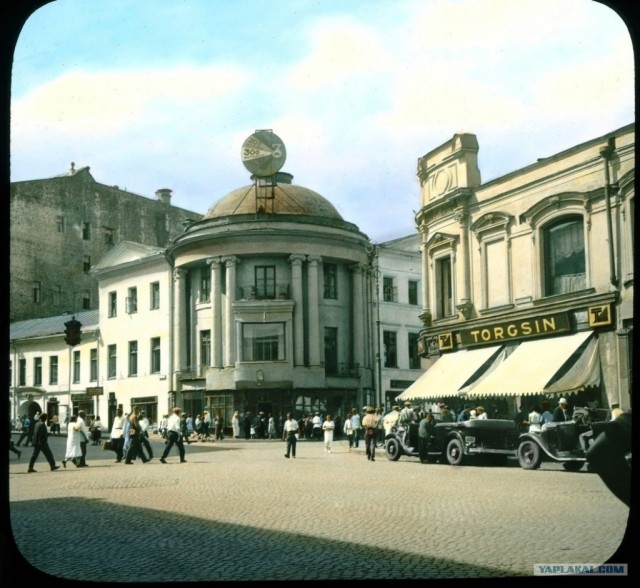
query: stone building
9 163 202 322
401 123 634 415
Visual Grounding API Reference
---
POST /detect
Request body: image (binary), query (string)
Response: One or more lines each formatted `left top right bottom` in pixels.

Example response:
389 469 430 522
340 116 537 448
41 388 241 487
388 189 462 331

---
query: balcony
237 282 291 301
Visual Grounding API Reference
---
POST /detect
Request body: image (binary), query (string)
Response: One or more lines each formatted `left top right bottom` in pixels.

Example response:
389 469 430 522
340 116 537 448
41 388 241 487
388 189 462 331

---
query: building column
455 207 472 319
419 225 432 327
222 256 238 367
351 263 365 370
289 254 306 366
173 268 187 380
207 257 223 368
307 255 322 367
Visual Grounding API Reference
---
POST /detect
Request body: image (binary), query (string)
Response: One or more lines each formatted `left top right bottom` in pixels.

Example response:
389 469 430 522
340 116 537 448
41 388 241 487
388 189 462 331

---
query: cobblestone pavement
7 434 631 581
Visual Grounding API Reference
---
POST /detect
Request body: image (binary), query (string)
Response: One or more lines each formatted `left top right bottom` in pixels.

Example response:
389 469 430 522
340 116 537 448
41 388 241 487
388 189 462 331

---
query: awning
466 331 599 398
397 345 503 401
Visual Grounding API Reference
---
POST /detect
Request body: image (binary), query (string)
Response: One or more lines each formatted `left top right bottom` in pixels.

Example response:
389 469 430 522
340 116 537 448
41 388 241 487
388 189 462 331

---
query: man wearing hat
553 398 573 422
362 406 381 461
398 401 414 428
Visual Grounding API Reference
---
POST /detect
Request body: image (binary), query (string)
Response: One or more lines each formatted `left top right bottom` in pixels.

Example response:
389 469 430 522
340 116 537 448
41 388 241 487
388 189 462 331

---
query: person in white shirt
476 406 488 420
139 411 153 460
343 414 354 450
76 410 91 467
312 412 323 441
160 407 186 464
527 406 542 433
282 412 299 458
322 415 335 453
109 407 126 462
383 406 401 435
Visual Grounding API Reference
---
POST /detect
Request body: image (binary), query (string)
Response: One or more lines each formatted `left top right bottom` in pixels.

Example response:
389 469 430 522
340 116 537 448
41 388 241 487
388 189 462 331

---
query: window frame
128 340 138 377
150 337 161 374
323 263 338 299
107 344 117 379
49 355 59 385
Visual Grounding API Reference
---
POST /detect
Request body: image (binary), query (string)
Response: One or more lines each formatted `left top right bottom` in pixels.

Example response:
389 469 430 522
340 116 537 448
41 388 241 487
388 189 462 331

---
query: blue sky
10 0 634 242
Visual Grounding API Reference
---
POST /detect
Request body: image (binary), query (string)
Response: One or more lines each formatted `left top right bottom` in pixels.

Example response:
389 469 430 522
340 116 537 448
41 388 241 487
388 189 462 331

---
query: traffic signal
64 317 82 346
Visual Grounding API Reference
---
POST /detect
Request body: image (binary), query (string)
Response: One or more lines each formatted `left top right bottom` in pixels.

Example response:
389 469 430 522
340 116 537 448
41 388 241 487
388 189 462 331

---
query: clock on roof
241 130 287 177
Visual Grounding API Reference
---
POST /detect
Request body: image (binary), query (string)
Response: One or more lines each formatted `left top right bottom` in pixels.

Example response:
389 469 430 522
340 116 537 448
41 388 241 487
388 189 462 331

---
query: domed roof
203 172 343 220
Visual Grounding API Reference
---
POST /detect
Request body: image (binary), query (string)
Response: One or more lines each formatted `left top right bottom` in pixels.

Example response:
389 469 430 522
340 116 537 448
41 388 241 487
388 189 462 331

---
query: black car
384 419 519 465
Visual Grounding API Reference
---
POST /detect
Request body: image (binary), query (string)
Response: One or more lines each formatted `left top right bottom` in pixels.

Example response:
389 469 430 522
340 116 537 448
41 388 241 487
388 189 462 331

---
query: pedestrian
527 406 542 433
333 414 342 440
109 407 126 463
50 414 61 435
267 413 277 439
9 422 22 459
203 411 211 440
312 412 323 441
374 407 385 446
27 413 60 473
277 411 285 439
362 406 381 461
62 414 81 468
90 415 103 445
24 393 43 447
243 412 252 440
180 413 193 445
383 405 401 435
282 412 299 458
343 413 354 450
350 408 361 448
418 412 436 464
185 413 194 440
125 406 150 465
159 414 168 439
398 402 414 427
214 409 224 441
540 401 554 428
15 415 30 447
76 410 91 467
232 411 241 439
139 411 153 460
553 398 573 422
160 407 187 464
322 414 335 453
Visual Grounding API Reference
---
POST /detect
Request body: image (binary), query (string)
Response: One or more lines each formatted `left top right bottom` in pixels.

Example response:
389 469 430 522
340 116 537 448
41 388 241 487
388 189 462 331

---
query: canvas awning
466 330 599 398
396 345 504 401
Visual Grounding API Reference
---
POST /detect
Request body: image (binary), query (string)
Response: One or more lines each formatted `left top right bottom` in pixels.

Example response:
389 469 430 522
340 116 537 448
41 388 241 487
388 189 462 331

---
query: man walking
27 413 60 473
362 406 381 461
76 410 91 467
282 412 299 459
125 406 150 465
160 407 187 464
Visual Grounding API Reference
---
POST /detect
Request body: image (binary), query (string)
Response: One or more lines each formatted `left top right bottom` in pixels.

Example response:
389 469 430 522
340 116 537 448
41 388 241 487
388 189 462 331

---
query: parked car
516 407 609 471
384 419 519 465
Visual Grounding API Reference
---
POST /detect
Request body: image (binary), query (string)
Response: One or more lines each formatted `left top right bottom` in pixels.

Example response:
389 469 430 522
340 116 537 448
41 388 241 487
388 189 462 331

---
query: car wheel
446 438 466 466
385 437 402 461
562 461 584 472
518 439 542 470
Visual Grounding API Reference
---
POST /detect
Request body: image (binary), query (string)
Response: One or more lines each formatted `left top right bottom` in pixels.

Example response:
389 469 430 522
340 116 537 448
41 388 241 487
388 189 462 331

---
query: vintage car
516 407 609 471
384 419 519 465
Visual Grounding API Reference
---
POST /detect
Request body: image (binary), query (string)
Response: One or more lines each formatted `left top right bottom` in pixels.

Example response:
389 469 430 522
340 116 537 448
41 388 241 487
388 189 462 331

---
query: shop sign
86 386 104 396
459 311 570 345
588 304 612 327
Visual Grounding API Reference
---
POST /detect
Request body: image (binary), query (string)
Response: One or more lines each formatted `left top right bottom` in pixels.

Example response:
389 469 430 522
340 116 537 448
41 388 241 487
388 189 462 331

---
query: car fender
517 432 580 462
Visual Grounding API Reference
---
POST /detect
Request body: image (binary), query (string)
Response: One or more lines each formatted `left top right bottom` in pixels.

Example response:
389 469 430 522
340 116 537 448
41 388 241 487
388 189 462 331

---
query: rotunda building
167 170 376 426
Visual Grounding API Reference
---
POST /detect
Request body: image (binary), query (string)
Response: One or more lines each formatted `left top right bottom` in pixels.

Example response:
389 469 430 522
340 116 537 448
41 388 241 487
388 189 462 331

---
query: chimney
155 188 172 204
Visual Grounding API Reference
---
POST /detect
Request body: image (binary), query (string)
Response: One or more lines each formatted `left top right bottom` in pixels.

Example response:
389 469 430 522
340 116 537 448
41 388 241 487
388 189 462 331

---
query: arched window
543 215 586 296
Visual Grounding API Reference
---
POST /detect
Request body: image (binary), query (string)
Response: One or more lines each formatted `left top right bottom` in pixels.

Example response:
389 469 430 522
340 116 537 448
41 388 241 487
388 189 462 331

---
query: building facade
402 123 634 415
10 164 202 322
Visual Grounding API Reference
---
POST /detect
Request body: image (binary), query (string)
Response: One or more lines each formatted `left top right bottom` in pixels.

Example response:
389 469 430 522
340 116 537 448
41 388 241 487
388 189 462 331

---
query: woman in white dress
231 411 241 439
62 415 82 467
322 414 335 453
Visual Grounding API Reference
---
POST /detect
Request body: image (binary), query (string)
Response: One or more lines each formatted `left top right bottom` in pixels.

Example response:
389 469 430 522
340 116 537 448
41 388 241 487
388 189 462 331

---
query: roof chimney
155 188 172 204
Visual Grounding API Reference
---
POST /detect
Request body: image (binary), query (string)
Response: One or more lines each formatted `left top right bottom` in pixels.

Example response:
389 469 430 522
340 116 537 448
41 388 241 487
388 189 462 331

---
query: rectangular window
90 348 98 382
82 289 91 309
200 272 210 302
383 277 397 302
255 266 276 299
150 282 160 310
200 330 211 370
73 350 81 383
408 280 419 306
436 256 453 317
150 337 161 373
56 216 65 233
107 344 117 379
108 291 117 317
49 356 59 385
33 281 41 304
126 287 138 314
323 263 338 299
544 217 586 296
408 333 420 369
128 341 138 377
242 323 285 361
83 255 91 273
53 285 62 306
33 357 42 386
383 330 398 368
82 222 91 240
324 327 338 374
19 359 26 386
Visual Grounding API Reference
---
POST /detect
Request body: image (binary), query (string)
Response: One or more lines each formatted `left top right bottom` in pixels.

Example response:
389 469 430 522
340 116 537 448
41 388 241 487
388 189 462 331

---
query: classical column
207 257 223 368
351 263 365 370
289 254 306 366
455 207 472 319
173 268 187 376
222 256 238 367
307 255 322 367
419 225 432 327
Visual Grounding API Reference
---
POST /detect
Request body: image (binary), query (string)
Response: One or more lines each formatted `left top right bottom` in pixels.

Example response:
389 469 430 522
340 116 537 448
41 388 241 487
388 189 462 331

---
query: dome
203 172 343 220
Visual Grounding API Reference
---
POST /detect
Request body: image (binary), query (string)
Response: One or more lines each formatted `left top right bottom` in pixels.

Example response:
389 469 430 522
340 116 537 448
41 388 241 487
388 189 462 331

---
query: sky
9 0 635 243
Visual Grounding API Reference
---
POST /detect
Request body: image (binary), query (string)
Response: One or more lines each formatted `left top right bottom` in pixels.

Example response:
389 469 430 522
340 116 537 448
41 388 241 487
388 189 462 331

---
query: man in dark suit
553 398 573 422
27 413 60 473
